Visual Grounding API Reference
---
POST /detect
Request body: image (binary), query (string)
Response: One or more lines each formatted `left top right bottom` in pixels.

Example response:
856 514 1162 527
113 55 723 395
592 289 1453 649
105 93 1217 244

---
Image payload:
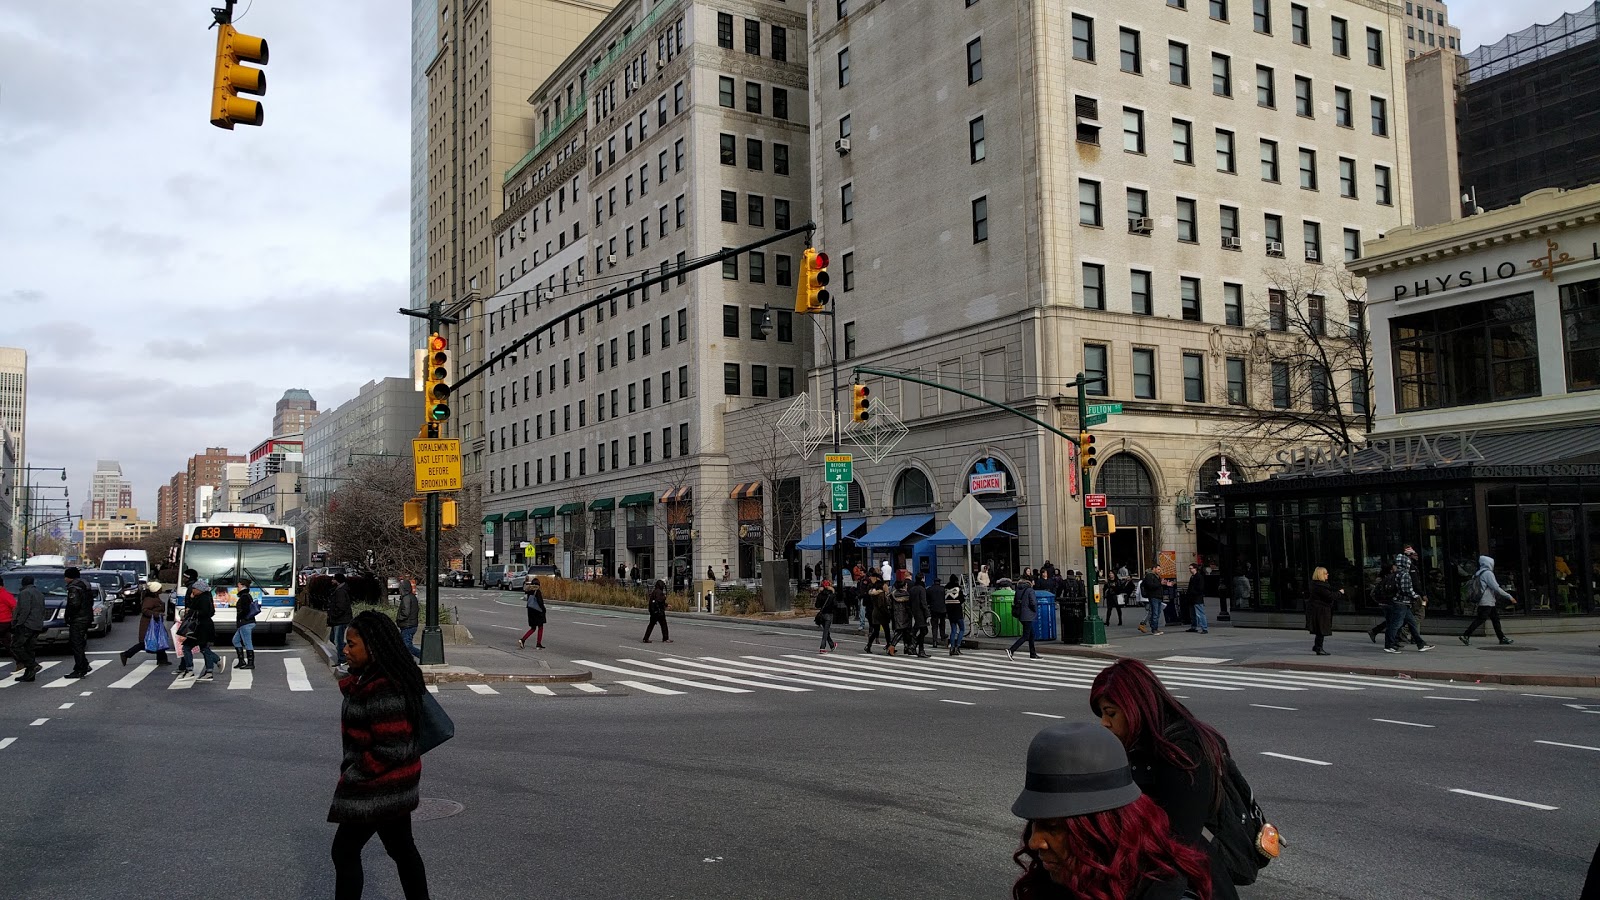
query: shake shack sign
1390 238 1596 301
1273 431 1485 479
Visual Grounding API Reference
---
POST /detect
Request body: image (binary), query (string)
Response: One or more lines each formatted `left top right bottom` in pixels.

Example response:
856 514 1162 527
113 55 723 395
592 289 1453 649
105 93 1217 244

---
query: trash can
990 587 1023 637
1033 591 1058 641
1060 592 1085 645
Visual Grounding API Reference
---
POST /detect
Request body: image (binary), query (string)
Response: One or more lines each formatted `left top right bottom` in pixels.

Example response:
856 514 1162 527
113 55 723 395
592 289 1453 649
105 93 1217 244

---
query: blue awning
854 514 936 549
796 517 868 551
922 511 1019 546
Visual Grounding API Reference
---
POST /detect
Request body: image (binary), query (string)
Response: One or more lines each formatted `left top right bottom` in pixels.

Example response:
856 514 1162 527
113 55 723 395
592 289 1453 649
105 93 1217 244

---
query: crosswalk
3 657 318 693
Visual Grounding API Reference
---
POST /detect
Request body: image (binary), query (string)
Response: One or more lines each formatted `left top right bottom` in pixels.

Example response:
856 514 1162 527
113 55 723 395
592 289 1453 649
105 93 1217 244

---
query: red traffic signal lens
813 252 829 269
429 334 448 352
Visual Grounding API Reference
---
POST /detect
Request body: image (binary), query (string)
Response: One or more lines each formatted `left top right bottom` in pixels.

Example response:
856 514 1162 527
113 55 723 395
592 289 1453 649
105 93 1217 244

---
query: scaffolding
1464 1 1600 83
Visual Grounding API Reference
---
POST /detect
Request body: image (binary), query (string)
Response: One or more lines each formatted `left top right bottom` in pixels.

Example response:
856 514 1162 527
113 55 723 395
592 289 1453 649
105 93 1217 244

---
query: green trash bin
990 587 1024 637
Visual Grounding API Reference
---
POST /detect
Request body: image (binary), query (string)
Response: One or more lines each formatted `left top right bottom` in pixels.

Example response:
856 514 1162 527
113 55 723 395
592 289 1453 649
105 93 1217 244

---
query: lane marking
284 658 313 692
574 660 751 693
43 659 110 688
58 703 73 710
1250 704 1299 711
468 684 499 695
426 685 440 694
617 658 810 692
79 691 92 696
1425 696 1479 702
1172 695 1190 699
110 661 158 689
228 667 253 691
940 699 976 706
617 679 687 696
1159 655 1234 664
798 654 1002 692
1270 669 1493 691
663 657 865 691
1 661 61 689
485 624 519 630
573 622 608 628
0 738 14 749
1260 751 1331 766
572 683 606 694
1521 693 1577 700
1448 789 1557 811
1023 712 1065 719
1373 718 1434 728
526 685 556 695
1535 740 1600 753
30 718 48 726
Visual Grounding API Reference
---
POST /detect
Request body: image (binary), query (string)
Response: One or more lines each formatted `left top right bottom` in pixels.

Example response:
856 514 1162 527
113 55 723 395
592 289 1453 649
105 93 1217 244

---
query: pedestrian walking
1007 578 1040 661
1366 561 1409 645
1183 565 1209 634
889 579 913 655
1010 721 1215 900
176 571 223 681
9 576 45 682
863 575 894 654
908 578 931 657
59 566 95 679
518 577 546 649
1138 568 1166 635
396 578 421 659
1105 574 1126 627
328 573 355 670
926 574 948 647
977 564 991 590
119 581 171 668
1090 658 1239 900
880 558 893 584
943 575 967 656
1384 551 1435 654
813 580 838 653
1460 555 1516 646
642 579 671 643
1306 567 1338 656
328 611 432 900
0 581 14 659
232 578 259 670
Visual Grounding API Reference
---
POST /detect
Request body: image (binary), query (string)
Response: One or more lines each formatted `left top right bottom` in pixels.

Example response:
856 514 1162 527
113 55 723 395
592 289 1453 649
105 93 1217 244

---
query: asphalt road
2 588 1595 899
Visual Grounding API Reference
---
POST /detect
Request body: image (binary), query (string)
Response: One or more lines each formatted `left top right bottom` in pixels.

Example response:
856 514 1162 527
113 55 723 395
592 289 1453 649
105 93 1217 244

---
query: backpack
1207 754 1282 886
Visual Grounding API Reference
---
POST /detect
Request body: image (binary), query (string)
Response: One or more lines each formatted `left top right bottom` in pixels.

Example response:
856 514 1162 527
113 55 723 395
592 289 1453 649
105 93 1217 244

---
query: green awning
530 506 556 518
482 513 503 524
588 498 615 511
618 492 655 507
503 510 528 522
556 502 584 515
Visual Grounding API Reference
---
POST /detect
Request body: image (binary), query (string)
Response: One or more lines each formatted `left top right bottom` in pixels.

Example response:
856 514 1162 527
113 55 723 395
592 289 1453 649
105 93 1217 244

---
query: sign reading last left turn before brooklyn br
413 439 462 493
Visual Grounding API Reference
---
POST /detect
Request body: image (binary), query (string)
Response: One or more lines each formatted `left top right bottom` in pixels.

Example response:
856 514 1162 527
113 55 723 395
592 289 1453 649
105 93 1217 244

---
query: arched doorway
1096 454 1157 576
964 456 1021 577
1194 455 1228 588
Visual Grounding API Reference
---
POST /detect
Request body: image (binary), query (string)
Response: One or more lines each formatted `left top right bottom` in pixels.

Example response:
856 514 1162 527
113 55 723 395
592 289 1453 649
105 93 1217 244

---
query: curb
420 669 593 685
292 619 338 667
1237 659 1600 687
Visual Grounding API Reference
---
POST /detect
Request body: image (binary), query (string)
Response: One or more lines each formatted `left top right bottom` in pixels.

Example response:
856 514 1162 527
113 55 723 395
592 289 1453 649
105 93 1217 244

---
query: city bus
175 513 298 642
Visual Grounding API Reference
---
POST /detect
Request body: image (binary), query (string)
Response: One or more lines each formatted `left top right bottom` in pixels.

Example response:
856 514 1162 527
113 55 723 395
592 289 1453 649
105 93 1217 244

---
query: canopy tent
795 517 869 551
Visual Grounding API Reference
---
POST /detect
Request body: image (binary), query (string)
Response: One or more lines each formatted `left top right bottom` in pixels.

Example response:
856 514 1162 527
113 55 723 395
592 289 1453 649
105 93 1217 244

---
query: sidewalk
291 616 591 685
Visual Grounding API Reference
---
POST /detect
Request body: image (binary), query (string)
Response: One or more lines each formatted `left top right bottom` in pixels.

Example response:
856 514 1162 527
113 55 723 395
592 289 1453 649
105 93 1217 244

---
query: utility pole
399 300 459 665
1077 374 1106 645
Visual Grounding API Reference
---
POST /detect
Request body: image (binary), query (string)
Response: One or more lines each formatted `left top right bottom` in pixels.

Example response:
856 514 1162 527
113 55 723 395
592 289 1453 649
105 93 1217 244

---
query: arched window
1196 456 1225 498
1097 454 1156 526
848 480 866 512
892 469 934 508
964 456 1018 500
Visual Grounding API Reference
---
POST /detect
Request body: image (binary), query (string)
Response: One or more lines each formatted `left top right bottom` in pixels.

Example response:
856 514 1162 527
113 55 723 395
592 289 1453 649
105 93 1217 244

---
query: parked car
481 564 509 590
81 569 136 620
507 565 560 590
0 567 114 643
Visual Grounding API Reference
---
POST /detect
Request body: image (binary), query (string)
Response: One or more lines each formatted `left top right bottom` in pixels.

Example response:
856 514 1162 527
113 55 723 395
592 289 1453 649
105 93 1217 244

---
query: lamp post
7 465 68 558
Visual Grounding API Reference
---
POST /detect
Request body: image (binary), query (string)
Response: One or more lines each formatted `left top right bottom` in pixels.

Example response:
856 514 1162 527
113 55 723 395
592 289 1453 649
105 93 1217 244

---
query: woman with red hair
1090 659 1239 900
1011 721 1212 900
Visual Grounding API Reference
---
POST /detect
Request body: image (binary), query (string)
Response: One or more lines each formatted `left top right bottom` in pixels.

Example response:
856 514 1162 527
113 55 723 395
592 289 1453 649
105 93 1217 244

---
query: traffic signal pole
399 301 458 666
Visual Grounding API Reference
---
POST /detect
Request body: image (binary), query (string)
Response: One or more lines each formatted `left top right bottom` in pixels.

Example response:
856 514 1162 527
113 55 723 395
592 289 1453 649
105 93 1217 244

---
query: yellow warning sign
412 439 462 493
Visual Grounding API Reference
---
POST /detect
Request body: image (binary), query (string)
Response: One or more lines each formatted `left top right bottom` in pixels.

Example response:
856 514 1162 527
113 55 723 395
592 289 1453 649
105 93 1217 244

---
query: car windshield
103 561 147 578
1 573 69 600
85 572 124 591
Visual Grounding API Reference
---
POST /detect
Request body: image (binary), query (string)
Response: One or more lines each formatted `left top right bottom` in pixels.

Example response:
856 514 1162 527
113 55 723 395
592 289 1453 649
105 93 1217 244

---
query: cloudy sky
0 0 1588 519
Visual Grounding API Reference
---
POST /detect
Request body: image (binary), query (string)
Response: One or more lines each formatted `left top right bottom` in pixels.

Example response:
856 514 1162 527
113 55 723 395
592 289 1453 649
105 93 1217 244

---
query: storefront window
1560 278 1600 392
1392 293 1541 411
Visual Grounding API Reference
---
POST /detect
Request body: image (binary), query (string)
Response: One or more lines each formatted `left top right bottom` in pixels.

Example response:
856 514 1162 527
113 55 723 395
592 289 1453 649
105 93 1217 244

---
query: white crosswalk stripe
2 661 62 688
43 659 111 688
110 661 158 689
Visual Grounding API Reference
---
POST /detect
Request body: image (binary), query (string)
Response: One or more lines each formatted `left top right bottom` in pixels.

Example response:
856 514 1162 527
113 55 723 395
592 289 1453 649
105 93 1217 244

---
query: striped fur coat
328 672 422 823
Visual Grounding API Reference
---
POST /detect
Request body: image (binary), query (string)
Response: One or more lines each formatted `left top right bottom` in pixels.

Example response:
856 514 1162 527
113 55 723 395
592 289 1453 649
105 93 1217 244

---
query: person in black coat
1306 566 1339 656
642 580 671 643
61 567 95 678
813 580 838 652
923 572 947 647
1184 564 1209 634
907 579 931 658
176 572 222 681
327 574 355 668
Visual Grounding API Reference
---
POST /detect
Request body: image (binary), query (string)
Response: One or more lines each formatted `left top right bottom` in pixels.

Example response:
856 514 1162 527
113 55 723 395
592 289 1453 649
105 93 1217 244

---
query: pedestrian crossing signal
1093 512 1117 536
851 384 870 423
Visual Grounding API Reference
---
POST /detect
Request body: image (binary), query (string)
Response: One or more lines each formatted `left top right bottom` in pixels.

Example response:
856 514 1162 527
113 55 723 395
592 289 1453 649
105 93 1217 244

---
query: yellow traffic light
442 498 458 530
1081 432 1098 468
425 333 452 425
210 24 268 129
1093 512 1117 536
403 498 423 531
851 383 871 423
795 248 831 314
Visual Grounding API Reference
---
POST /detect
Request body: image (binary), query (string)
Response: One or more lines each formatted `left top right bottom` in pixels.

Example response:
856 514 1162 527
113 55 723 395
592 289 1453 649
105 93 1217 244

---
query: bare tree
318 460 467 580
745 426 827 562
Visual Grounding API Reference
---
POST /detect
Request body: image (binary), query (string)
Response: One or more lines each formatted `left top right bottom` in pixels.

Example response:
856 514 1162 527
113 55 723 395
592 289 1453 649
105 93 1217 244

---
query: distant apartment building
0 347 27 550
81 510 158 549
179 448 245 524
88 460 134 521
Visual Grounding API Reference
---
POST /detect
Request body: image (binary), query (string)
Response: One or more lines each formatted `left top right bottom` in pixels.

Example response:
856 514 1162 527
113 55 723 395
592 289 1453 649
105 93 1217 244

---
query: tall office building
272 388 319 437
0 347 26 549
88 460 134 521
182 448 245 523
1400 0 1461 59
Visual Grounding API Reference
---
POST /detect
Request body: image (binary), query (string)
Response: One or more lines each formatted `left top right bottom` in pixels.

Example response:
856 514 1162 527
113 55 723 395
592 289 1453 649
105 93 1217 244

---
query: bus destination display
194 526 288 543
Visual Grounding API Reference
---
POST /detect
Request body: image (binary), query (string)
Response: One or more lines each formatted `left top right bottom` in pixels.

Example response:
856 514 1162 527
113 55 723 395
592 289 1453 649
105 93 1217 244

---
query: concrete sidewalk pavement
292 611 592 684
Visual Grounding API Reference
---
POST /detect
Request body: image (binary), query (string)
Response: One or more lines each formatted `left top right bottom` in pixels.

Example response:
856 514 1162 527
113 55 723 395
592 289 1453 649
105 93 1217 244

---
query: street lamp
6 465 68 558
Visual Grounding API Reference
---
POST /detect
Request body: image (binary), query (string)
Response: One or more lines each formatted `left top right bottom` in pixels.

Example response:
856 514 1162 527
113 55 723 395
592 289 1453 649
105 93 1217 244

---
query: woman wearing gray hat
1011 722 1213 899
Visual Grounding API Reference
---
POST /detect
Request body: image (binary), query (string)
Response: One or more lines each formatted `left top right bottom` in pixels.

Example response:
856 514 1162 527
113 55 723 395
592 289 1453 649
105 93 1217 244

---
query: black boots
235 647 247 667
238 650 255 670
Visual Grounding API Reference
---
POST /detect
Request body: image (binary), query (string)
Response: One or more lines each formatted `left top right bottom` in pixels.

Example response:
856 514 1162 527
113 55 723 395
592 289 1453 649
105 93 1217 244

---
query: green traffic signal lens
430 403 450 421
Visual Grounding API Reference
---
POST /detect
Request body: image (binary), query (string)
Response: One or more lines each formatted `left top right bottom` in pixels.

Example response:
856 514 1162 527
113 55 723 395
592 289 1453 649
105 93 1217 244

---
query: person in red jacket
0 583 15 658
329 611 431 900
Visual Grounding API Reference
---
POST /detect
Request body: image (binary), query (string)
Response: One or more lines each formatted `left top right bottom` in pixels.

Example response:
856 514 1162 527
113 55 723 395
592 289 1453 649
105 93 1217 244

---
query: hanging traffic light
210 23 268 129
851 383 871 423
795 248 831 314
424 333 452 425
1081 432 1098 468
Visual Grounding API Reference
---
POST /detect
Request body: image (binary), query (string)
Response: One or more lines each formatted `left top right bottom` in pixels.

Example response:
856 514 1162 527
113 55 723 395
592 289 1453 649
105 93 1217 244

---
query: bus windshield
183 541 295 591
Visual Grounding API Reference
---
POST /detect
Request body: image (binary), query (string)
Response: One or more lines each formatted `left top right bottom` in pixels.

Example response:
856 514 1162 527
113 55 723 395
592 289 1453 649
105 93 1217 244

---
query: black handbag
416 691 455 755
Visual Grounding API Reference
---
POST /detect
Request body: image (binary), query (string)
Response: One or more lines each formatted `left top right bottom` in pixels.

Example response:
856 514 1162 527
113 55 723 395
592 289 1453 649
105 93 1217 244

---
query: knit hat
1011 722 1141 820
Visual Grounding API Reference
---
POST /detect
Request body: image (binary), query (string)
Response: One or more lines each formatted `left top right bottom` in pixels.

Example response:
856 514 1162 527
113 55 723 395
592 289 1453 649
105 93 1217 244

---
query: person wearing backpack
1006 577 1040 661
1459 555 1516 646
231 577 259 670
1090 659 1242 900
813 580 838 653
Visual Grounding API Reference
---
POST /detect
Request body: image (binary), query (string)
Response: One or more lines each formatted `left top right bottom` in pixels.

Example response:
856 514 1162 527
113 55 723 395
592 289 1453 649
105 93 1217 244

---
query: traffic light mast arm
849 366 1089 447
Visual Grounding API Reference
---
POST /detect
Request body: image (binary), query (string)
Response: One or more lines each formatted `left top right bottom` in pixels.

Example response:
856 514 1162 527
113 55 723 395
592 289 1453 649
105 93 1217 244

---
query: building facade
180 448 244 524
247 437 305 483
1 426 16 557
0 347 27 551
1399 0 1460 59
479 0 811 580
80 510 158 550
88 460 134 522
272 388 319 437
792 0 1411 583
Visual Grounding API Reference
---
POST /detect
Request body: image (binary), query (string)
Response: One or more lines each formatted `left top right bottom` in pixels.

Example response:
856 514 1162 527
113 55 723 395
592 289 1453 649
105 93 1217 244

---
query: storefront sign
969 472 1007 495
1274 431 1484 479
1389 239 1598 301
737 522 763 541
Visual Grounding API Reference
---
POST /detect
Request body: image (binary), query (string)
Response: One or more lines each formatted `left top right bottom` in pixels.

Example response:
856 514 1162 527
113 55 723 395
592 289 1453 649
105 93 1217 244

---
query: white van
100 549 151 583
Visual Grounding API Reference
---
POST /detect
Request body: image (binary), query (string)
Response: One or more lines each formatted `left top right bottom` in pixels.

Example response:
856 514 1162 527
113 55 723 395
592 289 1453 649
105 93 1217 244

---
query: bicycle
965 592 1000 638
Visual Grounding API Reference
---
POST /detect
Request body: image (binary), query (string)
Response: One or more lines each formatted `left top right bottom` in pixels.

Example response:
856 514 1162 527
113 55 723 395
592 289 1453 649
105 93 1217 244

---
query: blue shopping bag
144 617 173 653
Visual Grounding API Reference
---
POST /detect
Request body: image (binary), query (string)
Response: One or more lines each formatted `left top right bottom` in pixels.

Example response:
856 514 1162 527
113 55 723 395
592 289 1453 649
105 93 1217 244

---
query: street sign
1085 494 1108 509
830 482 850 512
824 453 853 483
1084 413 1108 427
949 494 994 541
1086 403 1123 416
412 439 462 493
1080 526 1096 548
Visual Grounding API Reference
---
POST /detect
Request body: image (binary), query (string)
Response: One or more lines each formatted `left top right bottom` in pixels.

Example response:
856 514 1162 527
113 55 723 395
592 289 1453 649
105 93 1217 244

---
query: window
1370 96 1388 136
1294 75 1313 117
1375 164 1392 205
744 18 760 54
1172 119 1193 163
772 25 787 61
723 305 739 338
967 38 983 83
1334 86 1353 127
1182 353 1206 402
719 133 736 166
1343 228 1362 262
1307 293 1326 335
1131 269 1152 315
678 366 689 400
751 365 768 397
1119 28 1141 74
1366 27 1384 66
747 138 763 171
1169 41 1189 86
775 198 790 229
720 190 737 223
1298 147 1317 190
1210 0 1228 20
718 76 734 107
839 114 851 141
1309 364 1333 412
837 0 849 19
837 48 850 87
1181 277 1203 321
1083 263 1105 310
1338 157 1357 198
1072 14 1095 61
675 194 686 227
1211 53 1231 96
749 250 765 283
1253 0 1271 34
1259 139 1279 181
774 144 789 176
745 81 762 114
1220 204 1239 240
1331 17 1349 56
675 138 685 171
678 309 688 343
1392 294 1542 411
1122 107 1145 154
840 183 854 222
1256 65 1275 107
1226 358 1247 404
776 309 793 342
1290 4 1309 43
778 367 795 398
1268 289 1287 331
722 251 738 280
717 12 734 48
1224 282 1244 326
1133 348 1156 398
1176 198 1198 242
772 87 788 120
844 321 857 359
748 194 764 227
1272 362 1291 408
1303 220 1321 260
972 196 989 243
723 363 741 396
1350 369 1370 417
1127 187 1148 222
1084 344 1109 396
1215 129 1235 172
970 116 986 162
679 423 689 458
1078 179 1102 226
842 252 854 291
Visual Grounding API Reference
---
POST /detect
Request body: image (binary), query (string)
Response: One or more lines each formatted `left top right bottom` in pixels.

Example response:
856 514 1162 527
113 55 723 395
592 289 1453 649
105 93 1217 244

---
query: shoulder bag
416 691 455 755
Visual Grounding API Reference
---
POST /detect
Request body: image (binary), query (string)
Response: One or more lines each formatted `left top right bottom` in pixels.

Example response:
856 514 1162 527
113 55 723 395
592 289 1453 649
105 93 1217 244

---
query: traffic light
1093 512 1118 536
424 333 452 425
403 498 423 531
795 248 831 314
851 383 871 423
1081 432 1098 468
210 23 268 129
442 498 459 530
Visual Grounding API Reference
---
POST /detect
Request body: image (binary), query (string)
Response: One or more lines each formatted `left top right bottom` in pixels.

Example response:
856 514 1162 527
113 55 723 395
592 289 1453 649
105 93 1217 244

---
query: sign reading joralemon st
413 439 462 493
1273 431 1483 479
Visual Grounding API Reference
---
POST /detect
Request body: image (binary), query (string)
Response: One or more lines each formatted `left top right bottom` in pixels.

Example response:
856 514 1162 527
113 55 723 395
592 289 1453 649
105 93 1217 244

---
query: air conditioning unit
1222 235 1242 250
1304 249 1320 262
1266 240 1285 258
1128 217 1154 234
656 58 666 70
607 253 617 266
517 229 527 240
835 137 851 154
